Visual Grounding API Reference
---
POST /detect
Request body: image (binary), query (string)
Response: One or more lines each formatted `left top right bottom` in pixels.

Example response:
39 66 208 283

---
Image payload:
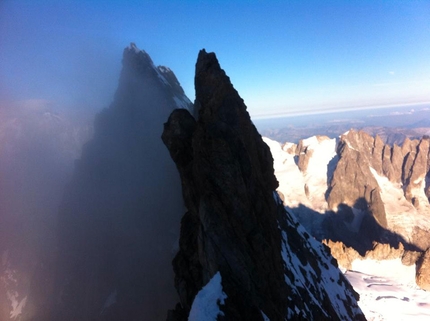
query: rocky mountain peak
163 50 365 320
116 42 193 114
52 45 192 321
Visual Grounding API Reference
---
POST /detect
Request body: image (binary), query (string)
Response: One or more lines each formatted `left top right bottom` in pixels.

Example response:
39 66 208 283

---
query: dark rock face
52 44 193 321
163 50 365 320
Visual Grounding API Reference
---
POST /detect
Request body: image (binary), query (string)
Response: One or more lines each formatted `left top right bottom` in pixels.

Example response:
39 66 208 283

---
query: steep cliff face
163 50 365 320
327 130 387 228
269 129 430 254
52 44 193 321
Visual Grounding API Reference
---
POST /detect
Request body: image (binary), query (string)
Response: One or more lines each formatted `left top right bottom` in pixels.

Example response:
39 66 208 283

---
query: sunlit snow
263 136 337 212
345 259 430 320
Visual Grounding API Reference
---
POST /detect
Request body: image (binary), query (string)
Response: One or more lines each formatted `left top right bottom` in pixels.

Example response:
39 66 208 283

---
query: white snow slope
263 136 336 212
345 259 430 321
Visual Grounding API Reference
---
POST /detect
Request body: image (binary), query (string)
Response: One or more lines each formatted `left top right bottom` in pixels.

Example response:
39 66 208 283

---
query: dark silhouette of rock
52 44 193 321
163 50 365 321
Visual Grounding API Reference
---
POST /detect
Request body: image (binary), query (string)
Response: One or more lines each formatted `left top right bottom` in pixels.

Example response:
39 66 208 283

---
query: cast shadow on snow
286 197 421 256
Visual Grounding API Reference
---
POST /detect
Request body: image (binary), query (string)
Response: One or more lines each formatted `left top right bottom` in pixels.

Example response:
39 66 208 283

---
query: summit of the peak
128 42 141 54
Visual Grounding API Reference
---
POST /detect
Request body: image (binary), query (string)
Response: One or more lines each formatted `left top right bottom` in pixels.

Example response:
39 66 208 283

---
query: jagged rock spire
163 50 365 320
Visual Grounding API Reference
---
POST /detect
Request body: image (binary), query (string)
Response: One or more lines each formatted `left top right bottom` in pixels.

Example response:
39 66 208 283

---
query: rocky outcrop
52 44 193 321
163 50 365 320
402 250 422 266
324 240 405 270
416 249 430 291
411 226 430 251
323 240 361 270
325 239 430 292
365 242 404 260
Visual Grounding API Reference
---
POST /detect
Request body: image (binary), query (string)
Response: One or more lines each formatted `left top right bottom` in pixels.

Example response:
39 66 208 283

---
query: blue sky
0 0 429 117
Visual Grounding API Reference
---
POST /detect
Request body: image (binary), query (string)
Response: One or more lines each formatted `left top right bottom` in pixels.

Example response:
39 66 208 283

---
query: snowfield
263 136 337 212
345 259 430 320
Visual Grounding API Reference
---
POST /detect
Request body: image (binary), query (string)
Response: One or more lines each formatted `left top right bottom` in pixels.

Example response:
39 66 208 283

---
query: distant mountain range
266 129 430 291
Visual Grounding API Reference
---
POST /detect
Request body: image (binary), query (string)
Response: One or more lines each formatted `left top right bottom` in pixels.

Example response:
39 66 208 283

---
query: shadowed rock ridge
163 50 365 320
52 44 192 321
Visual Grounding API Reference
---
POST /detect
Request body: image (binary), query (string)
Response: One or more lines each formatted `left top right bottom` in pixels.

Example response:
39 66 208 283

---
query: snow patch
8 291 27 320
155 69 170 86
261 310 270 320
128 42 141 54
189 272 227 321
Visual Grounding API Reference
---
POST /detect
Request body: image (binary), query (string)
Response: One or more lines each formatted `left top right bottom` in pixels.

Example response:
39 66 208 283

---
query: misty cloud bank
1 43 194 320
0 99 92 320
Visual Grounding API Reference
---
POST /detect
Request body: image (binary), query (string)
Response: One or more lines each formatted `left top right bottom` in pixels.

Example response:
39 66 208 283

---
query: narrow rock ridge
163 50 365 320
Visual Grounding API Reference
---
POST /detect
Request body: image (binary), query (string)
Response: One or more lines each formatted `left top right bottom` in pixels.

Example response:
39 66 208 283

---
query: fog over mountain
0 100 92 321
51 44 193 321
0 44 193 320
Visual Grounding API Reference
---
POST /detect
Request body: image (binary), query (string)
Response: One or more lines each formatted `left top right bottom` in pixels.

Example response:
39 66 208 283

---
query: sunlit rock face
163 50 365 321
326 130 387 229
269 129 430 256
52 44 193 321
416 249 430 291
